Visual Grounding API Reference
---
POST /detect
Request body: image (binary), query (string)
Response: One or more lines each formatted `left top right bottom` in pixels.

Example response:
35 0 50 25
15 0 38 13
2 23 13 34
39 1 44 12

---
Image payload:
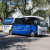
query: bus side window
25 18 30 25
34 20 37 26
13 18 22 25
21 18 30 25
21 18 26 25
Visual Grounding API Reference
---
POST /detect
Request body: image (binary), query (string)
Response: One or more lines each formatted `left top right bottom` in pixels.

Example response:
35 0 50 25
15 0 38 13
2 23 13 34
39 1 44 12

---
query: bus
3 16 47 36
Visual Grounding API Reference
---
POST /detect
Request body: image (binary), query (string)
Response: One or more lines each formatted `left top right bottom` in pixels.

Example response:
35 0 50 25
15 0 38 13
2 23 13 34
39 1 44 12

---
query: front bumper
38 29 47 35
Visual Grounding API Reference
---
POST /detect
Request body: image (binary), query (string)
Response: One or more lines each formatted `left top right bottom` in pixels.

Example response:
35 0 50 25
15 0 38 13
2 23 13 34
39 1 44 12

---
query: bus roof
23 16 44 20
7 16 44 20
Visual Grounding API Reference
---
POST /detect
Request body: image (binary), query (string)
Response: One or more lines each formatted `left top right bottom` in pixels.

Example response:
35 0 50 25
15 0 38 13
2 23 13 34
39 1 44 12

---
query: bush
48 27 50 30
48 30 50 32
48 27 50 32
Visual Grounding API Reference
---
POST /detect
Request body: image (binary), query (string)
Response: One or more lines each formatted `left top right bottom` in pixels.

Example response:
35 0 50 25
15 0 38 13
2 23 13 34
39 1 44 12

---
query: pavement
0 32 50 50
0 26 50 50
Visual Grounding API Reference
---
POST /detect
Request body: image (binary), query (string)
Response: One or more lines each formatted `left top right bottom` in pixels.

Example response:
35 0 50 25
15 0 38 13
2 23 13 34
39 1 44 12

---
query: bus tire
9 30 12 35
30 31 35 37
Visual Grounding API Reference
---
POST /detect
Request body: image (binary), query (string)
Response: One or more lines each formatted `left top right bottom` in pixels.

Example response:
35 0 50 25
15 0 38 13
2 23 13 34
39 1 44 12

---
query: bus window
13 18 22 25
34 20 37 26
21 18 26 25
26 17 36 25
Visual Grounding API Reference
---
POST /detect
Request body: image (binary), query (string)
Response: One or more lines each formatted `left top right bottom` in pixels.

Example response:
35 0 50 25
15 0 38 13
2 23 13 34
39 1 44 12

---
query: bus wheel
9 30 12 35
30 31 35 37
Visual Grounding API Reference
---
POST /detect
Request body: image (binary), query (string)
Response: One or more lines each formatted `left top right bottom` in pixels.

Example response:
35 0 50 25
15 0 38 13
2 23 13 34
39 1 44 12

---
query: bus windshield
38 20 47 27
40 20 47 27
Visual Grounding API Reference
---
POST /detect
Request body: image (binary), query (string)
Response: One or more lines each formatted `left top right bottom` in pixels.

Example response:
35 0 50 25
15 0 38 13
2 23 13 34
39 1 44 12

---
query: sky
0 0 1 3
28 0 32 1
0 0 32 5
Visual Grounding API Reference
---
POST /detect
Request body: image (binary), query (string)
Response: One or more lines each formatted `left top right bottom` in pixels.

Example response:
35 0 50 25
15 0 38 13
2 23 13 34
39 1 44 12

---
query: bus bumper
38 30 47 35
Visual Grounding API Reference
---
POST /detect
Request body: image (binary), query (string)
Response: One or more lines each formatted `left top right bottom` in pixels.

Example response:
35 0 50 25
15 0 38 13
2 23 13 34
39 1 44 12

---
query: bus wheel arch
30 30 35 37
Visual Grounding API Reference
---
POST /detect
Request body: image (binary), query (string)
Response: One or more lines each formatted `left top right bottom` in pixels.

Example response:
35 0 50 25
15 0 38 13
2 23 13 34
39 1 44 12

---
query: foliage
46 0 50 4
33 10 47 17
0 1 2 18
48 27 50 30
32 0 47 9
48 27 50 32
46 0 50 16
2 0 47 18
46 8 50 16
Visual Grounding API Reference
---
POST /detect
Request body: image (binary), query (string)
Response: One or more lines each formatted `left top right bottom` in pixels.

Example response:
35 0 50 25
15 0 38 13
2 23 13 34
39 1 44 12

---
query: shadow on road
0 30 3 32
36 35 49 38
0 33 49 50
0 34 39 50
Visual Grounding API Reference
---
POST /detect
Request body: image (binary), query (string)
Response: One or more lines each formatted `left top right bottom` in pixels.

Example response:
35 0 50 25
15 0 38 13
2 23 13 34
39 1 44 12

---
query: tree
46 9 50 16
0 1 2 18
33 10 46 17
10 0 47 15
2 0 23 18
46 0 50 16
2 0 9 18
46 0 50 4
2 0 47 18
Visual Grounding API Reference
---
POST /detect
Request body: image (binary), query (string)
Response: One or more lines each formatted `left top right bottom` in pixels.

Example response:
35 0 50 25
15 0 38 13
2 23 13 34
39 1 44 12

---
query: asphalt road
0 32 50 50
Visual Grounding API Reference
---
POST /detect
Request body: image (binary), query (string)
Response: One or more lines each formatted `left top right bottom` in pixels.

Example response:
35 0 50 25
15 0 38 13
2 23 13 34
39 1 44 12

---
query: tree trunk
5 1 8 18
24 0 26 12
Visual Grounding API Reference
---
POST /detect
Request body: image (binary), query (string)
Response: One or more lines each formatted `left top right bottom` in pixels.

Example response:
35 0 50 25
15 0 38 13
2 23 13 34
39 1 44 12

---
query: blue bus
3 16 47 36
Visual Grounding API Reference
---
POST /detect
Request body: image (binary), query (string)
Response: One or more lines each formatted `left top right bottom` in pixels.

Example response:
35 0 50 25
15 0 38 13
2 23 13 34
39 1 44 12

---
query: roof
23 16 44 20
7 16 44 20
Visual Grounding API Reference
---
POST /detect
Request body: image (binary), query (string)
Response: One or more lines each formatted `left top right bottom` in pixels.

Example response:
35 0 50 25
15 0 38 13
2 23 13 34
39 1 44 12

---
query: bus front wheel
30 31 35 37
9 30 12 35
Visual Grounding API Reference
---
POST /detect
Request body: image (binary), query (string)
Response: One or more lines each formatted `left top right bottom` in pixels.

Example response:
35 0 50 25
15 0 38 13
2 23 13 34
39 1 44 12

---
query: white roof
13 16 44 20
23 16 44 20
8 16 44 20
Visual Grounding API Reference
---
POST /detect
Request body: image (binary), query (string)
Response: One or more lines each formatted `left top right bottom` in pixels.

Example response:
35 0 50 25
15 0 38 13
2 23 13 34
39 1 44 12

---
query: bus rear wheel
9 30 12 35
30 31 35 37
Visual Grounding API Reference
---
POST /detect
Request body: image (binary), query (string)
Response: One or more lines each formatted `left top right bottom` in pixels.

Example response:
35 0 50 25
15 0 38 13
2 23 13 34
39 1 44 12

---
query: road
0 32 50 50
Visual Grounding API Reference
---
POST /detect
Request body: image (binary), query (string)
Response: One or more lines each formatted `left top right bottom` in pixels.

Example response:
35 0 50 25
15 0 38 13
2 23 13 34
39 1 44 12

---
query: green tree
10 0 47 15
46 9 50 16
46 0 50 16
0 1 2 19
0 1 2 16
2 0 47 18
33 10 46 17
